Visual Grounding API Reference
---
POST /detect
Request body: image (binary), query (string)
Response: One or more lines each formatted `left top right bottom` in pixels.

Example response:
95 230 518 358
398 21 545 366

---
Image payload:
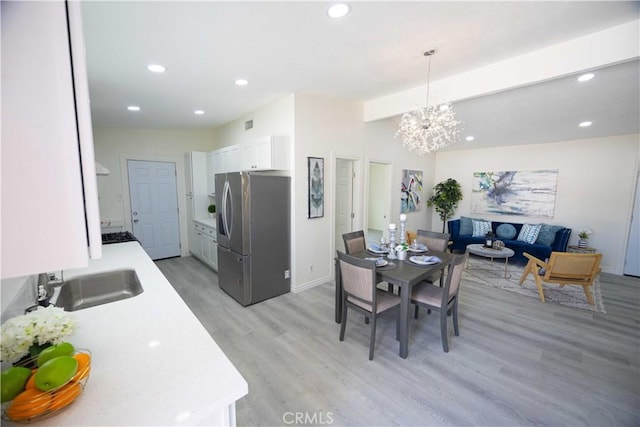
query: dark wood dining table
334 250 451 359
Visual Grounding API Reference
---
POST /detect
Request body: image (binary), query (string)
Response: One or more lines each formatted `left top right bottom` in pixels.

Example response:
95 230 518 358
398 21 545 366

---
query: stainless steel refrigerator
215 172 291 306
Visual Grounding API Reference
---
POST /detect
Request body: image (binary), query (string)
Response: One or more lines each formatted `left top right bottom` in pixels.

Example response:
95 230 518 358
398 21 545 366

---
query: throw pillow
459 216 475 236
496 223 517 240
518 223 542 244
472 219 492 237
535 224 563 246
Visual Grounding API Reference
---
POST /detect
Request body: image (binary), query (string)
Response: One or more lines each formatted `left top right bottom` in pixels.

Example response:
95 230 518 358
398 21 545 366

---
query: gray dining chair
413 229 451 317
343 230 394 295
337 251 400 360
411 254 465 352
342 230 367 254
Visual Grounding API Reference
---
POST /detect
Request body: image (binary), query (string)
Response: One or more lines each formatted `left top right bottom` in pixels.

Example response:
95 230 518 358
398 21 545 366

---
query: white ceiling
82 1 640 150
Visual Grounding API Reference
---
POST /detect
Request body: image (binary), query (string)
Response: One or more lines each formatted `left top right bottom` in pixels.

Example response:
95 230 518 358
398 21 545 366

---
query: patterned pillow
535 224 563 246
496 223 517 240
517 223 542 244
459 217 475 236
472 219 492 237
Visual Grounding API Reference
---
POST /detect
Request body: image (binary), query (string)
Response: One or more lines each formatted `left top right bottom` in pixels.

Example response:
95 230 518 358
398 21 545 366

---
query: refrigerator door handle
222 180 233 239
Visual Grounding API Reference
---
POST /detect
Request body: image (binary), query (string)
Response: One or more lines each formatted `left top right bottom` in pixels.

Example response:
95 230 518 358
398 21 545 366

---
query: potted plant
427 178 463 233
208 204 216 218
578 228 592 248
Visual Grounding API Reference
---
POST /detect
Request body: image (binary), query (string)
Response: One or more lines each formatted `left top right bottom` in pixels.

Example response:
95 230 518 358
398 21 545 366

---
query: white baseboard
291 275 333 293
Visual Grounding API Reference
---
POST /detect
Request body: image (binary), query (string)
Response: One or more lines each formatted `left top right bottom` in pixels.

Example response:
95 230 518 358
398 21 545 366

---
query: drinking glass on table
380 236 387 251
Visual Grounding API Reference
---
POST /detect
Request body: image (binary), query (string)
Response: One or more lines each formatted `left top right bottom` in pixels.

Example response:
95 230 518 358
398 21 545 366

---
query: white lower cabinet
191 222 218 271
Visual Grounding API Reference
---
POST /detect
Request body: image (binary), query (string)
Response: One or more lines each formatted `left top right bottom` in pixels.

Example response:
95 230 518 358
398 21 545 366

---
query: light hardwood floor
156 256 640 427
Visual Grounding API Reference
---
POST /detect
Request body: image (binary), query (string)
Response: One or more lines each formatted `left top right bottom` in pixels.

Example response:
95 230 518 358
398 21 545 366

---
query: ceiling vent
245 120 253 130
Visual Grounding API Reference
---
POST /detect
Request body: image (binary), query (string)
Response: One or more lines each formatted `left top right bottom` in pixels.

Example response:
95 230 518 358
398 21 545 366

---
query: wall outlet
284 270 290 279
308 264 313 272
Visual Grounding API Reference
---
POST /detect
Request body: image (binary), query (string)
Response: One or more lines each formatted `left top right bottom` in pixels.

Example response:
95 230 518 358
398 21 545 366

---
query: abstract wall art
308 157 324 218
401 169 423 213
471 169 559 217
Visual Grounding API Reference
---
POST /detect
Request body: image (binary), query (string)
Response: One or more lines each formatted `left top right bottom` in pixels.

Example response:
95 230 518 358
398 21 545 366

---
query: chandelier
396 50 461 155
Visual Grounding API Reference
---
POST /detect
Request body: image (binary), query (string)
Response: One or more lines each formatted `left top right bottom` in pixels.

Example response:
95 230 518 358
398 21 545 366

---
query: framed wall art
401 169 423 213
471 169 559 217
308 157 324 218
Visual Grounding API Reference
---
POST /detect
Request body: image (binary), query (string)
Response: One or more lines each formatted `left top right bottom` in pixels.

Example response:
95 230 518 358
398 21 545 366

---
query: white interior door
335 159 354 252
128 160 181 260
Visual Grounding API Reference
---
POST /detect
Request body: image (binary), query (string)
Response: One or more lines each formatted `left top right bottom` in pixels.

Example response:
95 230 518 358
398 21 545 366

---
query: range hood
95 161 110 176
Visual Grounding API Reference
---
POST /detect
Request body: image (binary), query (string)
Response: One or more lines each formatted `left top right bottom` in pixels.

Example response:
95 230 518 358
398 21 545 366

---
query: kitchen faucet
36 271 64 306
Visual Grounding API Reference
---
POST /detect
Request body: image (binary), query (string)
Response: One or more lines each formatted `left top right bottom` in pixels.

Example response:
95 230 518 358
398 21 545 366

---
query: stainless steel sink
53 269 143 311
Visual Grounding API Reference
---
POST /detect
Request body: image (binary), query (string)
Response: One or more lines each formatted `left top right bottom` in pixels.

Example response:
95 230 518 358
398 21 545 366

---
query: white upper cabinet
241 136 289 171
211 136 289 175
213 145 241 174
1 1 101 279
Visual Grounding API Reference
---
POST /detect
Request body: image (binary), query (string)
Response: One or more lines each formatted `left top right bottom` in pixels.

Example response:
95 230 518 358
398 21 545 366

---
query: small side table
568 245 597 254
465 243 515 278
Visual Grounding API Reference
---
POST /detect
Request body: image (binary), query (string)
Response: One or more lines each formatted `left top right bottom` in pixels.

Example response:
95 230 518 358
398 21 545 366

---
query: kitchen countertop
5 242 247 426
194 217 217 229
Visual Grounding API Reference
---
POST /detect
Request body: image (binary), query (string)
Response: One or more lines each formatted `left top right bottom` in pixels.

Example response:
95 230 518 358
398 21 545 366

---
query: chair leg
440 309 449 353
364 316 369 324
388 284 394 294
519 260 534 285
582 285 595 305
534 276 546 303
452 300 459 336
339 304 348 341
369 314 377 360
414 305 419 319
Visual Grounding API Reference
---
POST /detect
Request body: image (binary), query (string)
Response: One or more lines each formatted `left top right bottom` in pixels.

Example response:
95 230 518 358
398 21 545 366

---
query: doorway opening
367 161 392 244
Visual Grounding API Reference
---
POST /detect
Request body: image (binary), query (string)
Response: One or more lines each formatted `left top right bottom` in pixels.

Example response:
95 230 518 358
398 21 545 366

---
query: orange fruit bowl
1 349 91 423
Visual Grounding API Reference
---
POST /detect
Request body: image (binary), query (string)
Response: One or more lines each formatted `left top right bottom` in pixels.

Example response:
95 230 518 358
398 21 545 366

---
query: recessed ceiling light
146 64 166 73
328 3 350 18
577 73 595 82
234 79 249 86
465 136 475 141
579 121 592 127
127 105 140 111
194 110 205 115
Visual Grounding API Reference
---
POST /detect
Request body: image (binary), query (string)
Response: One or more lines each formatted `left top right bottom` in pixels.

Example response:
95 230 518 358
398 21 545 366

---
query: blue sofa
447 218 571 263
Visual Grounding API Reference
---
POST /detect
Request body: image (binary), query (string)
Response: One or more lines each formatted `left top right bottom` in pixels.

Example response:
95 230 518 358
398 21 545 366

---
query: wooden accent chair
406 231 417 245
411 255 466 353
337 251 400 360
519 252 603 305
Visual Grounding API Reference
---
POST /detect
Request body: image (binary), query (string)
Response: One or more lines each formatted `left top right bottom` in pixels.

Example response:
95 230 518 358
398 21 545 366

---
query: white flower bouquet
1 306 77 364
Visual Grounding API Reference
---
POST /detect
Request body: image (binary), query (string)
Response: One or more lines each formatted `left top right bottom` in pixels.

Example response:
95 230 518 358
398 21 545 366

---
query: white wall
213 95 295 148
432 134 639 274
92 128 215 256
293 94 435 291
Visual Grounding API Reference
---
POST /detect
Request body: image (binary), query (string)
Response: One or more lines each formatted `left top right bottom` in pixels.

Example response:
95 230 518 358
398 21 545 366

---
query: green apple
1 366 32 402
34 356 78 391
37 342 74 367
